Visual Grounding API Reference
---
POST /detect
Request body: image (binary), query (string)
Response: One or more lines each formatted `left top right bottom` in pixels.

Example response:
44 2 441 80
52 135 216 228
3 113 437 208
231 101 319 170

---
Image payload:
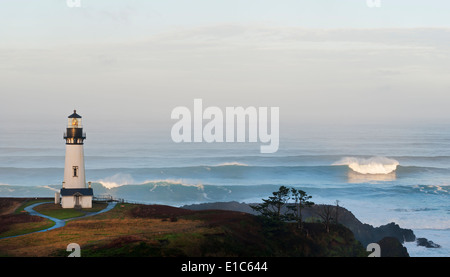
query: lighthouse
59 110 93 209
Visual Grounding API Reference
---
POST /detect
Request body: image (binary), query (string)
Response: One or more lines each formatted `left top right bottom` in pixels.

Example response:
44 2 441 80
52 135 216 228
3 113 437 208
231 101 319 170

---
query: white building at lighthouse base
60 188 93 209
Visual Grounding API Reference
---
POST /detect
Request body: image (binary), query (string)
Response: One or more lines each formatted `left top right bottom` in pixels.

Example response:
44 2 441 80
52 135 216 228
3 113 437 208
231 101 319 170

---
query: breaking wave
96 173 135 189
214 162 248 167
96 173 201 190
333 156 399 174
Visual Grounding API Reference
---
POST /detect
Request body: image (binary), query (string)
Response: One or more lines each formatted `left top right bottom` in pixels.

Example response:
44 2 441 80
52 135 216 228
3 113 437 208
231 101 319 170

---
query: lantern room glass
68 118 82 128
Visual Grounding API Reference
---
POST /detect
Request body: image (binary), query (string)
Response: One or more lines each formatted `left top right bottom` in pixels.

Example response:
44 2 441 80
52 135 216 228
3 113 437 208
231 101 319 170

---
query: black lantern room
64 110 86 145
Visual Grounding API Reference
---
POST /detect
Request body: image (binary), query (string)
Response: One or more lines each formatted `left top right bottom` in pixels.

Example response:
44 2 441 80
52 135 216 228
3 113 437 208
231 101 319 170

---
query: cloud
1 24 450 125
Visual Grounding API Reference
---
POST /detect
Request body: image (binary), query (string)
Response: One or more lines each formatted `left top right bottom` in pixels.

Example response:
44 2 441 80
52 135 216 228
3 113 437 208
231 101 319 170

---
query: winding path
0 201 117 240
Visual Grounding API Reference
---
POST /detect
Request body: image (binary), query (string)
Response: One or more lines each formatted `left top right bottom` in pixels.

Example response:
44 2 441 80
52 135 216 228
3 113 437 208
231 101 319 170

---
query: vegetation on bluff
0 193 367 257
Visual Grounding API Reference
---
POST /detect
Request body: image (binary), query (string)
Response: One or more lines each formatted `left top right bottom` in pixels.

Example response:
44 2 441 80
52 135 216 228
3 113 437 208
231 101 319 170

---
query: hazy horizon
1 1 450 133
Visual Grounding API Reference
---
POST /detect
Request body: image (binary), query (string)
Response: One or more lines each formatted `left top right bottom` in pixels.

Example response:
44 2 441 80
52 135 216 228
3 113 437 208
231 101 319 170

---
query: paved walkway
0 201 117 240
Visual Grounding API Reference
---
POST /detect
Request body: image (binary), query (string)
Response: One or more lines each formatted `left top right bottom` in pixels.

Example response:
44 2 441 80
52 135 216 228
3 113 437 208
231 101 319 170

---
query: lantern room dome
68 110 82 118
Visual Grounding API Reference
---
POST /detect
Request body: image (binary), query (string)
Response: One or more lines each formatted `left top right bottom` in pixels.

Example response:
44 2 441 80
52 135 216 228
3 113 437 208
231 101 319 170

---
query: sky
1 0 450 133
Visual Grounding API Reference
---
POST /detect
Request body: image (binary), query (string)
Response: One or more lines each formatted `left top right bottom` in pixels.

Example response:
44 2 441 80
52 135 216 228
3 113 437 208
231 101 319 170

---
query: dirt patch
0 198 29 216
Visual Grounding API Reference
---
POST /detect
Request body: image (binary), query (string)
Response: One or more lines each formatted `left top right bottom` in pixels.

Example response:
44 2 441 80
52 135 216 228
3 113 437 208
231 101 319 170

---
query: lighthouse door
74 195 81 208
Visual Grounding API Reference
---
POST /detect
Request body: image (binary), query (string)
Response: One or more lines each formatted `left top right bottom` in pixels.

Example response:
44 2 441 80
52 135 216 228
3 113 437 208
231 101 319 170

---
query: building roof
68 110 82 118
60 188 93 196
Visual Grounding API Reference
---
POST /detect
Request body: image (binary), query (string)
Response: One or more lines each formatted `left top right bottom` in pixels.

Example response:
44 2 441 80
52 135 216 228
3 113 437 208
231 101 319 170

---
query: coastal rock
222 202 417 248
377 237 409 257
372 222 416 244
297 205 416 247
416 237 441 248
182 202 417 249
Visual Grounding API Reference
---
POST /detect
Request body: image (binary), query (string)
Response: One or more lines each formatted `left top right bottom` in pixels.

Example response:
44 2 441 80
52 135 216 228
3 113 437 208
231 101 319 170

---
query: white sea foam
97 174 206 190
97 173 135 189
40 185 59 192
404 229 450 257
334 156 399 174
146 180 205 191
215 162 249 166
0 183 15 192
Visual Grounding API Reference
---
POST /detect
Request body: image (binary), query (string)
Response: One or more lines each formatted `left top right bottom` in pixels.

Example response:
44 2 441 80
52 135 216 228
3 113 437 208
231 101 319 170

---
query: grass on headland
11 198 108 220
13 198 54 214
0 198 109 239
0 200 367 257
0 198 55 239
33 202 109 220
0 220 55 239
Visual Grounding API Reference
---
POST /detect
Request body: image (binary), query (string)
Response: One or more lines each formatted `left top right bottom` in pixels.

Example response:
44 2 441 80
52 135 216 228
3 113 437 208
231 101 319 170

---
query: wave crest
334 156 399 174
215 162 248 167
96 174 205 190
97 173 134 189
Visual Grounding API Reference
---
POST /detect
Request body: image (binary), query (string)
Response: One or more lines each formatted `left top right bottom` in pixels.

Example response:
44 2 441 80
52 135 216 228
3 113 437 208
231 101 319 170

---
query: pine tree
287 188 314 229
250 186 291 222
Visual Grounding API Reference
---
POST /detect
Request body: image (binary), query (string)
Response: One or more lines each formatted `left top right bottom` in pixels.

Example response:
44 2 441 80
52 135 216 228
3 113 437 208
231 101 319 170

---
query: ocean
0 122 449 257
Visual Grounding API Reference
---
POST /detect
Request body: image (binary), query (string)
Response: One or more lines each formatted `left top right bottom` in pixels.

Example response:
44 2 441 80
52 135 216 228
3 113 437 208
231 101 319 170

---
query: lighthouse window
73 166 78 177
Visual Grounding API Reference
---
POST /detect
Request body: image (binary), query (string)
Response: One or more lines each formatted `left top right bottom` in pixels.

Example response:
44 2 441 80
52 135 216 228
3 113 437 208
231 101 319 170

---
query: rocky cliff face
299 204 416 247
183 201 415 257
377 237 410 257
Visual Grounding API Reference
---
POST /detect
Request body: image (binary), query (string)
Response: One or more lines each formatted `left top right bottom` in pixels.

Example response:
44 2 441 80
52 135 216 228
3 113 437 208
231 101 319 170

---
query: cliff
182 201 416 257
1 199 366 257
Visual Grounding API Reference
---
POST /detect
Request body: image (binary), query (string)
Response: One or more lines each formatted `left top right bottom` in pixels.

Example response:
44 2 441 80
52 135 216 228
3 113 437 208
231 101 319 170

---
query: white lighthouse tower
59 110 93 209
